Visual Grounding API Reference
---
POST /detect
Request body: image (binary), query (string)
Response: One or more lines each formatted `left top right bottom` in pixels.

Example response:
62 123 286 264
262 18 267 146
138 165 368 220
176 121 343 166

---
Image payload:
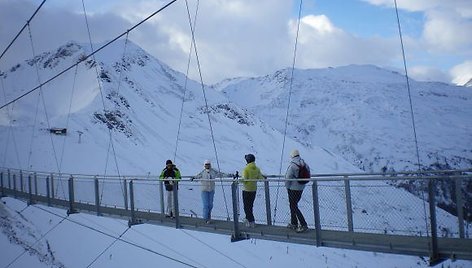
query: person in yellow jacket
241 153 265 228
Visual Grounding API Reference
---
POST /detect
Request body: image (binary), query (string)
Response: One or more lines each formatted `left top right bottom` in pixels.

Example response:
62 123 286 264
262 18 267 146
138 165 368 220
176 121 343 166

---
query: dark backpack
163 168 177 191
295 162 310 184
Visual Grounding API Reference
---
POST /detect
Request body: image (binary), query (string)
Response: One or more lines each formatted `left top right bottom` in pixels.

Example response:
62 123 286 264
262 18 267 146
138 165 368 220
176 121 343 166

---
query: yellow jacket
241 162 264 191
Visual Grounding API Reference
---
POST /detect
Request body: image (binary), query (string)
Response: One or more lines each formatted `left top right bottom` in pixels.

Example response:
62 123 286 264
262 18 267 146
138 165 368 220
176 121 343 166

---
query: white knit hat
290 149 300 158
204 159 211 165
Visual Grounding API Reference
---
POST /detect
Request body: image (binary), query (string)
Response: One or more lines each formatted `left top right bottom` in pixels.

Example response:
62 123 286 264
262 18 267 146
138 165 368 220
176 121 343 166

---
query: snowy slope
0 40 357 176
215 65 472 221
1 42 471 268
215 65 472 172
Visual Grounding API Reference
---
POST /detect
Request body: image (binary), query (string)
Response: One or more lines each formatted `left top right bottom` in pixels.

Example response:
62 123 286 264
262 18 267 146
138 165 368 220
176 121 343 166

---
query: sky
0 0 471 85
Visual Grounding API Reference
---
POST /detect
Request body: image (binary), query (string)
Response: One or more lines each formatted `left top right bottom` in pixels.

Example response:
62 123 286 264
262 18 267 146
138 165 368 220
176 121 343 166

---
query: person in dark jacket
159 159 181 218
285 149 309 233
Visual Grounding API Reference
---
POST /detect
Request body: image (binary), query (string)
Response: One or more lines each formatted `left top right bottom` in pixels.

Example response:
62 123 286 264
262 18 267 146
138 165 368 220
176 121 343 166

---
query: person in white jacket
193 160 224 224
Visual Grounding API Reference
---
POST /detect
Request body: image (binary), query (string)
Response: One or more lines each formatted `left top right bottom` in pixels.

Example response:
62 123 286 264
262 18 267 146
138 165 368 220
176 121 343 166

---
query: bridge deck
3 188 471 263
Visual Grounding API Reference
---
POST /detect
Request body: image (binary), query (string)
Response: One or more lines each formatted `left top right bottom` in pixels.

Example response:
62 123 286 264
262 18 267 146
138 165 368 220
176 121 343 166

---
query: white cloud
423 9 472 53
450 60 472 85
363 0 472 16
363 0 472 53
292 15 398 70
409 66 451 83
1 0 470 84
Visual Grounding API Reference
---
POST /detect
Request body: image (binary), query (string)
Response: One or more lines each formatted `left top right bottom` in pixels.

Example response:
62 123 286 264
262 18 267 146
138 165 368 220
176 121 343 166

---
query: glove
190 177 195 181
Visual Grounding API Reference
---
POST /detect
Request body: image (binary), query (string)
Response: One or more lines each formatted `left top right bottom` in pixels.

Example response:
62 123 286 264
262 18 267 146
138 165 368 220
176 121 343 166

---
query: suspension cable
184 0 230 219
86 227 130 268
81 0 126 204
394 0 429 237
35 205 199 268
100 32 130 204
0 76 22 169
58 65 79 172
181 230 247 268
26 23 65 198
4 215 67 268
109 219 208 268
0 0 46 62
173 0 200 163
0 0 179 111
81 0 121 178
273 0 303 224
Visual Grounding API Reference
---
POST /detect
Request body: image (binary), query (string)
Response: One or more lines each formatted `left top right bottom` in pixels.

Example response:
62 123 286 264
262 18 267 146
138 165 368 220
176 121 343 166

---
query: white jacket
285 156 310 191
194 168 220 192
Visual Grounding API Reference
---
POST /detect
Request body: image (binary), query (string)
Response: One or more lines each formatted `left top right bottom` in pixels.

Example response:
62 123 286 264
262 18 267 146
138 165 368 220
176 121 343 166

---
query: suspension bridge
1 168 472 266
1 0 472 267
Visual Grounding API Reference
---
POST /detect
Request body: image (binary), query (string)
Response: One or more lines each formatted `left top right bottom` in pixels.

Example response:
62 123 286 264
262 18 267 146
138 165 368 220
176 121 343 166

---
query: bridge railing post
312 180 322 247
0 171 6 197
46 176 51 206
8 169 11 189
173 180 180 228
128 179 142 226
28 173 35 205
67 175 78 215
428 178 440 265
129 180 136 225
231 180 243 242
20 170 24 193
344 176 354 232
159 180 164 215
34 172 38 196
123 178 128 211
1 172 4 197
455 177 465 239
94 176 101 216
13 174 17 198
50 173 55 199
264 179 272 226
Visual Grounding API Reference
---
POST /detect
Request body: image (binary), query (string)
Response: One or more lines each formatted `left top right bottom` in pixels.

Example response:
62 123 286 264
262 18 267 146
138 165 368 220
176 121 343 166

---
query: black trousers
288 189 307 227
242 190 256 222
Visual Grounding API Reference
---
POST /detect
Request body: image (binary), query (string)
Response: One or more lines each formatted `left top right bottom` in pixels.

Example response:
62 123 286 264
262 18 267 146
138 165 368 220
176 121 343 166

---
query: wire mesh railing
1 168 471 241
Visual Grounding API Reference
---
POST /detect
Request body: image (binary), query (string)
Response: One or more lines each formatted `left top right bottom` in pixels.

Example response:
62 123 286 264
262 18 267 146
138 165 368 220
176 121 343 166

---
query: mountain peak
465 77 472 87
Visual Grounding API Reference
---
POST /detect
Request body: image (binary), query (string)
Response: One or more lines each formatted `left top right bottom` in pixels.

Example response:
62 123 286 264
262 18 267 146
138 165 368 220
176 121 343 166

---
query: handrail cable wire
25 63 42 171
26 23 66 197
107 219 208 268
181 229 248 268
393 0 429 237
273 0 303 224
99 32 130 204
81 0 121 177
34 205 199 268
0 0 46 62
3 204 67 268
0 76 22 169
184 0 230 219
86 227 130 268
0 0 179 111
173 0 200 163
58 64 79 172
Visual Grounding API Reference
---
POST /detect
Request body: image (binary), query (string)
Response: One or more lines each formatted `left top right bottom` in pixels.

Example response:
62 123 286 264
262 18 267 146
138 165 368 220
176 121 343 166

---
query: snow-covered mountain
214 65 472 220
0 40 356 176
465 78 472 88
215 65 472 172
1 41 471 268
